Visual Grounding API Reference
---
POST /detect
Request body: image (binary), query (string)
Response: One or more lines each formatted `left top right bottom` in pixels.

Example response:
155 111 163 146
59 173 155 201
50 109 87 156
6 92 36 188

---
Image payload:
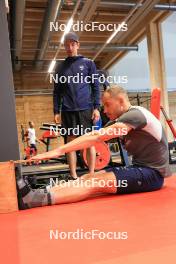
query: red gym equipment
150 87 176 164
150 87 161 119
83 141 111 170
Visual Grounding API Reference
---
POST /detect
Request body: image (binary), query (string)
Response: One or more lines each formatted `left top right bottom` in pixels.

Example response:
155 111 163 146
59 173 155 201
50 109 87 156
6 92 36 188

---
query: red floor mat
1 176 176 264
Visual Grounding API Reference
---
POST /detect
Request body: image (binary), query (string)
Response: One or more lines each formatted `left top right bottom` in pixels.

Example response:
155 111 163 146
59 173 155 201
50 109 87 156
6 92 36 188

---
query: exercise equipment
40 123 63 150
150 87 161 119
39 130 58 152
129 87 161 116
40 122 128 170
40 123 84 166
17 121 129 189
148 87 176 164
160 106 176 138
14 135 126 189
24 146 37 160
129 94 151 108
83 141 111 170
40 123 109 170
160 106 176 164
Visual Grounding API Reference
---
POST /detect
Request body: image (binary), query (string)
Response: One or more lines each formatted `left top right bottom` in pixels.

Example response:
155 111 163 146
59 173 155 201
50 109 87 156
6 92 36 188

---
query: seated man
17 85 171 210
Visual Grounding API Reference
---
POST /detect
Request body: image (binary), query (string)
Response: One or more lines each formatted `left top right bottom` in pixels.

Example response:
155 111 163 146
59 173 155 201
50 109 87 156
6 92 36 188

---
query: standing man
53 32 100 179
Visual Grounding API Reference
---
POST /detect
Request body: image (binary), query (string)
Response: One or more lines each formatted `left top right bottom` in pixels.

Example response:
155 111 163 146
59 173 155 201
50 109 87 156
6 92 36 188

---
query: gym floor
1 175 176 264
1 1 176 264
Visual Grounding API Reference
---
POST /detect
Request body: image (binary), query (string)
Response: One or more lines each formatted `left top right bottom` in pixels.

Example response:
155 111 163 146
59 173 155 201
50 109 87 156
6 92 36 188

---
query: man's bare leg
86 146 96 175
66 135 77 179
49 170 117 205
16 169 117 209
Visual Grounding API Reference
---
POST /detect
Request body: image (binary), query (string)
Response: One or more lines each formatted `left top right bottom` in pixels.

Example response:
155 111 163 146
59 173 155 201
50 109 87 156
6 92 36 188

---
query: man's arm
61 122 130 152
90 61 100 110
53 65 63 123
30 123 131 160
89 60 101 123
53 83 62 121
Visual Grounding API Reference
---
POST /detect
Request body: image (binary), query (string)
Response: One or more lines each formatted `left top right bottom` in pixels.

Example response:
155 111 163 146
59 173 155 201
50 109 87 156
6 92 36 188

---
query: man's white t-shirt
28 128 36 145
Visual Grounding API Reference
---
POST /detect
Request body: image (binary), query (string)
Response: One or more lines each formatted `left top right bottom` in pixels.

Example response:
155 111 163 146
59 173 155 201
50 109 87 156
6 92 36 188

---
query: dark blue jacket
53 55 100 113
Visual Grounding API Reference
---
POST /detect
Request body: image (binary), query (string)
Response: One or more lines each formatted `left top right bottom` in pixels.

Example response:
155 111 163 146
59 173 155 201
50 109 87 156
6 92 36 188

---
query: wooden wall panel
15 95 62 158
15 92 176 157
14 72 52 90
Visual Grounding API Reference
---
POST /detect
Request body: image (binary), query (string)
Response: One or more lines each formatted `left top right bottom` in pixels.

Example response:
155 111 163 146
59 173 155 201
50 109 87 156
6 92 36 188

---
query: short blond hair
104 85 129 101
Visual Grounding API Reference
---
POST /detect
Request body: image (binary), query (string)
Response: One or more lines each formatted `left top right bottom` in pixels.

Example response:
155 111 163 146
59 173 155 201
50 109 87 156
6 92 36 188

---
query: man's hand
92 109 100 124
29 148 63 161
54 114 61 124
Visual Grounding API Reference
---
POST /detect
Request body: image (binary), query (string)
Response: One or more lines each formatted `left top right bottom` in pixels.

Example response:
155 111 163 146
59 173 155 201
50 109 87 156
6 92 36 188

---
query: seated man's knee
82 172 117 193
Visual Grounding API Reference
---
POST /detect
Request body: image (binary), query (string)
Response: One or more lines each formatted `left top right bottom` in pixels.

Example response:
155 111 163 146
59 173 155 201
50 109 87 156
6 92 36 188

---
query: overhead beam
98 0 161 69
99 2 176 69
100 1 176 10
61 10 127 16
34 0 63 69
51 0 82 61
75 0 100 39
113 0 160 43
16 44 138 52
82 0 100 22
14 0 26 71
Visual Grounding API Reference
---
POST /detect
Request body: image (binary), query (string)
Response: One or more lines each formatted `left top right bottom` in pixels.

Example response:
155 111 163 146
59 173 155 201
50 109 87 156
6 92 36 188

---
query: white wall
108 38 150 92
